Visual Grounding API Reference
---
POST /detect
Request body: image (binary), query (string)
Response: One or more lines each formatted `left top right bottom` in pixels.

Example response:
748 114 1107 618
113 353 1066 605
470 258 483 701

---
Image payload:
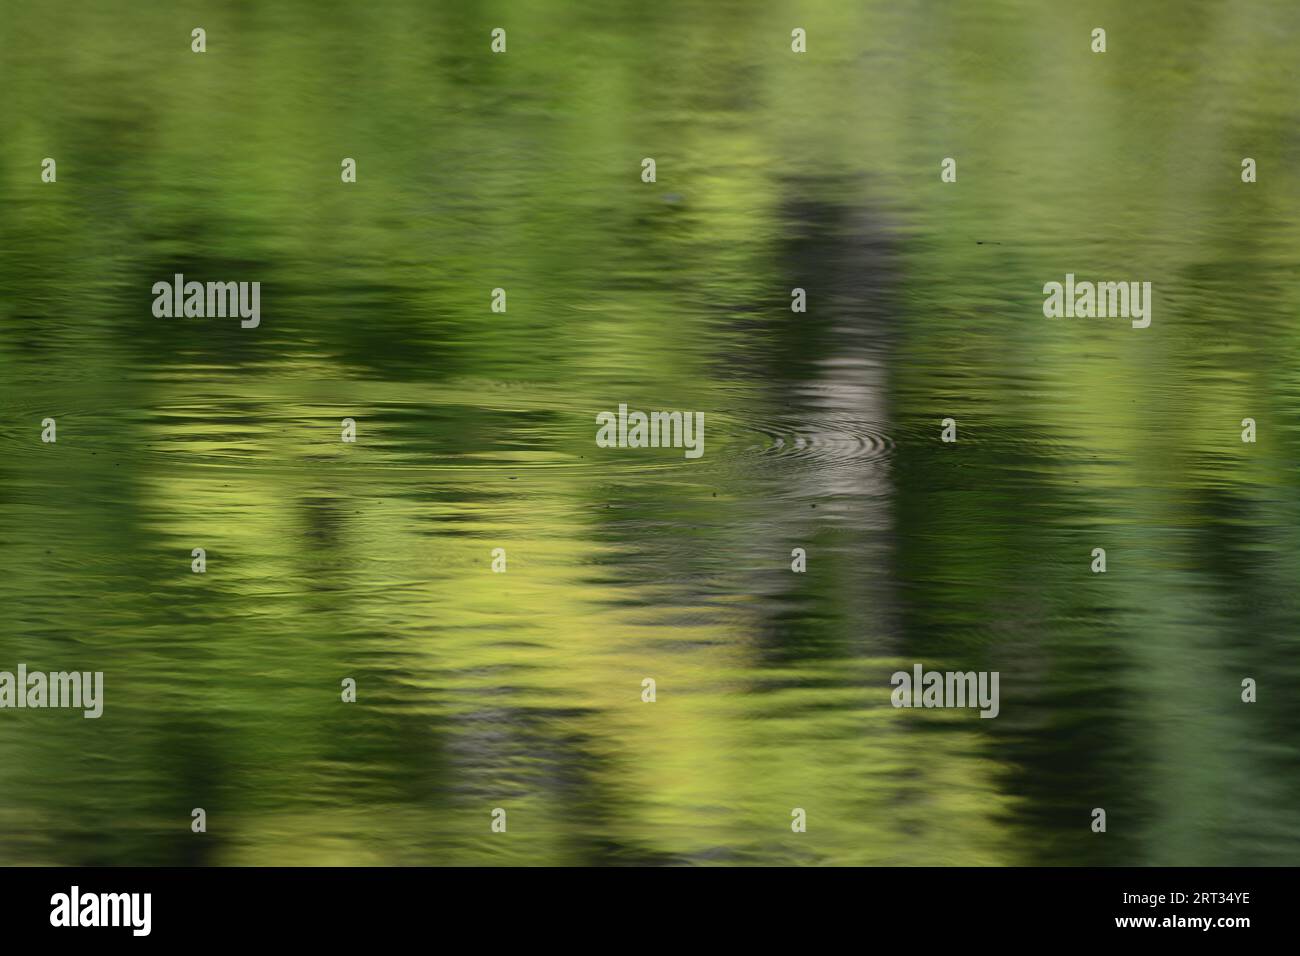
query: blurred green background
1 0 1298 865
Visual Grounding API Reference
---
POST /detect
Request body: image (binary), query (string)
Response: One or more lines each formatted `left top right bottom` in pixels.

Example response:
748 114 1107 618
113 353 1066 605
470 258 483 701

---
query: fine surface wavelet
722 412 896 470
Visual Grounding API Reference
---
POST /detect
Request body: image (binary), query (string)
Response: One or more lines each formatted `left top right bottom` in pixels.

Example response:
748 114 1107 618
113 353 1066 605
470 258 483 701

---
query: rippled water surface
2 0 1299 865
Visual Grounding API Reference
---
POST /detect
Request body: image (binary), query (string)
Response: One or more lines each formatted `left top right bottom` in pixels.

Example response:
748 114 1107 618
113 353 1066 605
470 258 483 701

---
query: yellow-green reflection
1 0 1298 866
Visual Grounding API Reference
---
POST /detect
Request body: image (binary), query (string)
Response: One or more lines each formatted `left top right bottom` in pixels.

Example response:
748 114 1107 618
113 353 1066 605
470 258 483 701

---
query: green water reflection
1 0 1298 865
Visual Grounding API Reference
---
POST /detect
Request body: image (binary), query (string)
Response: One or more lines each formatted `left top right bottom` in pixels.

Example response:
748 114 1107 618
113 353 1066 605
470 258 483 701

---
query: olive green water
1 1 1298 866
